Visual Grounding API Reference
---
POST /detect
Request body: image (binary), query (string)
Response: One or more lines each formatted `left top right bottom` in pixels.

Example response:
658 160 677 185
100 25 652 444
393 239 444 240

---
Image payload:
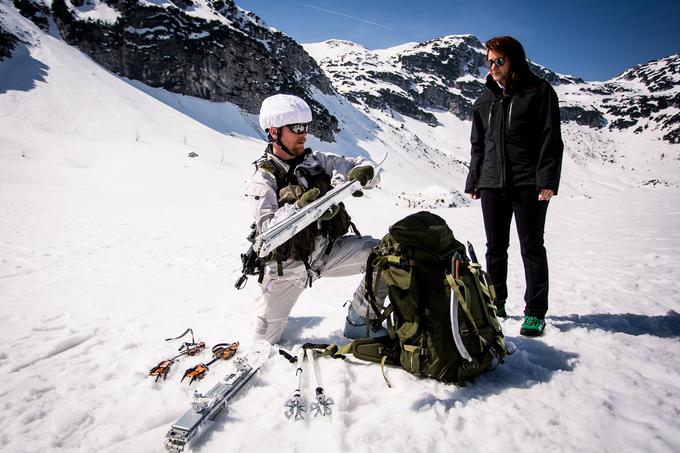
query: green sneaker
520 315 545 337
494 301 507 319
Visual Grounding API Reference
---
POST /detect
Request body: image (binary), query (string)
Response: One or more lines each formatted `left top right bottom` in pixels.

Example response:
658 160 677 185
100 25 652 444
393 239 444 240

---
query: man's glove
278 185 305 205
319 204 340 221
295 188 320 208
349 166 374 187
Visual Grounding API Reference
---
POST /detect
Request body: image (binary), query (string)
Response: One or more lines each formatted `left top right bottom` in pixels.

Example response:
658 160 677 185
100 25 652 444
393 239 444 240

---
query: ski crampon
164 341 271 452
181 342 240 384
149 328 206 382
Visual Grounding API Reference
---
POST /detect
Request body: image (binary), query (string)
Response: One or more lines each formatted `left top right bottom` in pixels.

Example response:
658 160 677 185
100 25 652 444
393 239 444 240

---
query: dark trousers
480 187 549 318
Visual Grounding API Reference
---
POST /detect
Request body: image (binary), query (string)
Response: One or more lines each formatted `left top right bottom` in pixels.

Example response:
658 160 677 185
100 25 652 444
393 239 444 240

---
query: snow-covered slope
1 3 680 453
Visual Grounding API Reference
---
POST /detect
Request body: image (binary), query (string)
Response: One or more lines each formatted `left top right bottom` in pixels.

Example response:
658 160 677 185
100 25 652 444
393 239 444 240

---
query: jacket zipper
508 98 514 129
499 96 506 188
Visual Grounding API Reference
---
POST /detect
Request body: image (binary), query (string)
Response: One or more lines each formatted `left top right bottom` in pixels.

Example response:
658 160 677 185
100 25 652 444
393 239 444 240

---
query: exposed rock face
50 0 339 141
13 0 50 30
600 55 680 143
560 106 607 128
0 26 18 61
620 54 680 92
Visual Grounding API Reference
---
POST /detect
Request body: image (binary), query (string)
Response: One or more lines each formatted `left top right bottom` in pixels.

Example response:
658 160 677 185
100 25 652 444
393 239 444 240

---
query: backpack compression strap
335 339 398 388
363 251 401 339
447 267 507 360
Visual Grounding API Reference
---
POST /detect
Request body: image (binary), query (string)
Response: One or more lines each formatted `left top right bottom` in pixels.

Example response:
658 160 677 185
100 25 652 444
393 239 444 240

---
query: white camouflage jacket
245 148 379 235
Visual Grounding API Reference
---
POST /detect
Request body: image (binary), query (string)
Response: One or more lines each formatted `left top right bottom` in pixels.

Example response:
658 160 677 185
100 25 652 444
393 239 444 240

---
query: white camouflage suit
246 149 386 344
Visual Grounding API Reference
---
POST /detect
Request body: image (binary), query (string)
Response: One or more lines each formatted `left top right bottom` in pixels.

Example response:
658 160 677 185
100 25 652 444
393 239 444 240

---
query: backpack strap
349 221 361 236
448 267 507 361
364 252 398 340
446 273 484 350
364 251 388 318
336 337 399 388
468 263 503 334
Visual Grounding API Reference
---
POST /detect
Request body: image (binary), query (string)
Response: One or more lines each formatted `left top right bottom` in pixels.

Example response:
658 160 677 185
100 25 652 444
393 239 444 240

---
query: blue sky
236 0 679 81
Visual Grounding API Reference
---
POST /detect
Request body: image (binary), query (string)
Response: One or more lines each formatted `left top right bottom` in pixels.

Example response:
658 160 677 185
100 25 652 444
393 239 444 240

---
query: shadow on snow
412 336 579 410
0 44 48 94
278 316 327 349
283 317 580 411
550 310 680 338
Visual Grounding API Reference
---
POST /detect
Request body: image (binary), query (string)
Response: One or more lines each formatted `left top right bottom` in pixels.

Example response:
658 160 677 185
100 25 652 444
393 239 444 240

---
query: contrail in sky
303 4 393 30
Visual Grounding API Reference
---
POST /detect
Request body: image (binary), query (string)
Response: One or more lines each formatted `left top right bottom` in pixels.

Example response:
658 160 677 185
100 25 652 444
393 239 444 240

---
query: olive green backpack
339 211 508 386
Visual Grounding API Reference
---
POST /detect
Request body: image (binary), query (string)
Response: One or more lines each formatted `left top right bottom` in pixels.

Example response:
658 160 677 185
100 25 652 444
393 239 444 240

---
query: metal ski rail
254 178 363 258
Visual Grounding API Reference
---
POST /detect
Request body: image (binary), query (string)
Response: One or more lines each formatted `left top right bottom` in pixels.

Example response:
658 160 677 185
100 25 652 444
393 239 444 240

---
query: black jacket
465 74 563 194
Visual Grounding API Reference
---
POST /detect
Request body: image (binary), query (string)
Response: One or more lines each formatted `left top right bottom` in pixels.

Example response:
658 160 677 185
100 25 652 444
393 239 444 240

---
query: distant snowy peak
305 35 679 145
303 35 482 125
303 35 585 126
617 54 680 93
575 54 680 144
304 39 372 62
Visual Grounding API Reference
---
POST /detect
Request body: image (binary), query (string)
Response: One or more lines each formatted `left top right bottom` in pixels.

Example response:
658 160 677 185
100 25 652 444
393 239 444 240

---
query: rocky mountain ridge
304 36 584 125
4 0 678 154
43 0 340 141
305 38 679 146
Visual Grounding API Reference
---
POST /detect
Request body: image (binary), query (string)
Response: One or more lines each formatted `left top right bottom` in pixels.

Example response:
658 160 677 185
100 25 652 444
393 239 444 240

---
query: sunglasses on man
285 123 309 134
484 57 507 69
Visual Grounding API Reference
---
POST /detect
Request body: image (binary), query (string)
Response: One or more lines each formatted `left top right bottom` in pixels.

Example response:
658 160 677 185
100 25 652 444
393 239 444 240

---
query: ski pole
306 348 334 417
284 347 306 421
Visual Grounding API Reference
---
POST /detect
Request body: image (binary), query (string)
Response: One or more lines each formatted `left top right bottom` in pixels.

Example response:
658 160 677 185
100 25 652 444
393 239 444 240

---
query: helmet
259 94 312 131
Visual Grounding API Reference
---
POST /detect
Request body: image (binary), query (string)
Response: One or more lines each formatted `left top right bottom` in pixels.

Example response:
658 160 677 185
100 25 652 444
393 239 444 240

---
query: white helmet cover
259 94 312 131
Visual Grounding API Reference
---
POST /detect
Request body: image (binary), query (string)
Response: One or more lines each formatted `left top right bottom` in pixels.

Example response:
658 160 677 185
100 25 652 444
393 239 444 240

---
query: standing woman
465 36 563 337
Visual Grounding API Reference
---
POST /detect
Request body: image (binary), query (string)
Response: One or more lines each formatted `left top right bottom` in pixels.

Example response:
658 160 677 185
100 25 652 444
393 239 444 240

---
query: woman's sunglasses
484 57 507 69
285 123 309 134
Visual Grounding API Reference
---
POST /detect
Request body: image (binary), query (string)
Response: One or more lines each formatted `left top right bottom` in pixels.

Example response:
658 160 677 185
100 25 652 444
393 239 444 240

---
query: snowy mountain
7 0 679 193
46 0 340 140
304 36 581 126
304 38 680 190
1 2 680 453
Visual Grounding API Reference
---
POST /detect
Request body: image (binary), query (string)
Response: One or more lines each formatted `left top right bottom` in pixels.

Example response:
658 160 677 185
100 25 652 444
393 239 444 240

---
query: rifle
234 224 263 289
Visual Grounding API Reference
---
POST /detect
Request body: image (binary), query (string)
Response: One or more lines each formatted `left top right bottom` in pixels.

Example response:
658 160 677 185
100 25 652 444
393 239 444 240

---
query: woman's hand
538 188 555 201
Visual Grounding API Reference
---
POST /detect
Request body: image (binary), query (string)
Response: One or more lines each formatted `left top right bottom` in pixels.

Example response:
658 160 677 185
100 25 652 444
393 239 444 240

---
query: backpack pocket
400 344 422 375
382 264 411 290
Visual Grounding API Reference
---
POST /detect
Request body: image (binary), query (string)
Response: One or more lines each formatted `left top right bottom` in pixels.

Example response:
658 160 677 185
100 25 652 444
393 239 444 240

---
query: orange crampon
148 328 206 382
181 342 239 385
148 341 206 382
149 359 175 382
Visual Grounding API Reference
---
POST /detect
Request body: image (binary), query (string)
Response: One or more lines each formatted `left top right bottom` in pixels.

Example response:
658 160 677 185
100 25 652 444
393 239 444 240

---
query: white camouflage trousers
254 234 387 344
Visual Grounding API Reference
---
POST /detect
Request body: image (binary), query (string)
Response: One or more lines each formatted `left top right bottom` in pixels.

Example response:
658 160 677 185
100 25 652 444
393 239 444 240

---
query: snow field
2 4 680 452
